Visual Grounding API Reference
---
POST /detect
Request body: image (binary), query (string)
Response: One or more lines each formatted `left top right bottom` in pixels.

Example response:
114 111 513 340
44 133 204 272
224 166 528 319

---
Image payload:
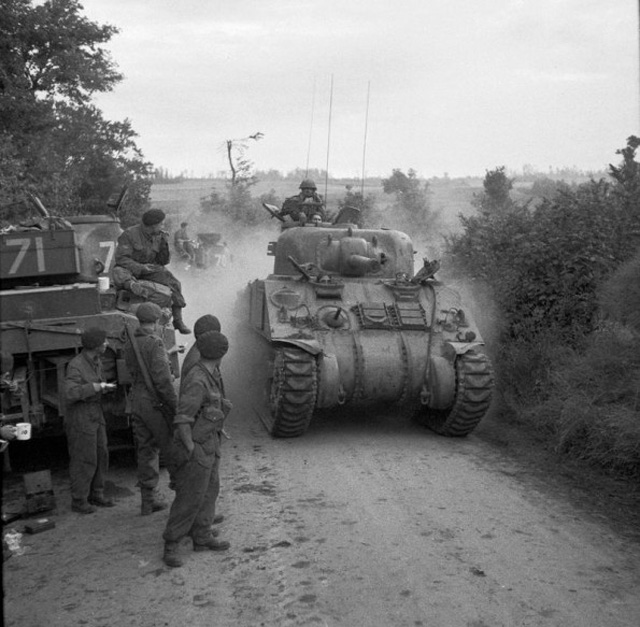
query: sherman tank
0 196 178 440
238 204 494 438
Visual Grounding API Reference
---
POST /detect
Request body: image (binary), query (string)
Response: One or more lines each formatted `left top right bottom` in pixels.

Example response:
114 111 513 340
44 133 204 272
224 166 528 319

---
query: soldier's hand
176 423 195 454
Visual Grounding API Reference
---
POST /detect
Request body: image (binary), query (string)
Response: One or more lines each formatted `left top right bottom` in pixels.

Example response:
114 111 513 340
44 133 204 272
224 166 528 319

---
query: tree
609 135 640 214
224 132 263 186
381 168 435 232
472 166 515 215
0 0 151 221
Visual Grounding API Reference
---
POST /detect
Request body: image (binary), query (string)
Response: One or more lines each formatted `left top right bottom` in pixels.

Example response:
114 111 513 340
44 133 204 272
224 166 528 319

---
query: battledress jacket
115 224 171 278
123 327 177 416
174 362 229 459
281 192 326 220
65 351 105 426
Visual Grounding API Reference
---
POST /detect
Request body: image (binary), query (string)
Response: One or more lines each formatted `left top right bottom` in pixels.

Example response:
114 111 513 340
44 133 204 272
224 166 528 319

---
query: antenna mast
360 80 371 197
305 77 316 177
324 74 334 207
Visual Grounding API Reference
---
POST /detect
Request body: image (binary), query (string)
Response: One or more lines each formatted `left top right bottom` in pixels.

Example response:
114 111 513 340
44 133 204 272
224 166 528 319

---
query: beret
81 327 107 350
197 330 229 360
142 209 166 226
136 302 162 323
194 314 221 338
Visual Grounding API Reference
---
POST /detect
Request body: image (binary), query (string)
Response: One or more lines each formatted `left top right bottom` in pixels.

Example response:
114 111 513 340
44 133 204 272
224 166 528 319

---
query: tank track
268 346 318 438
415 350 494 437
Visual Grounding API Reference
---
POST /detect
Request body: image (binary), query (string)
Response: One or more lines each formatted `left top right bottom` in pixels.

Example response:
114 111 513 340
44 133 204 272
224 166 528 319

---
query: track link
415 350 494 437
268 346 318 438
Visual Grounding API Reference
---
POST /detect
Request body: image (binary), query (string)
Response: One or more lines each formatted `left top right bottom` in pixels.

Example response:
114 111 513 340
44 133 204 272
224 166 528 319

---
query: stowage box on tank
238 206 494 438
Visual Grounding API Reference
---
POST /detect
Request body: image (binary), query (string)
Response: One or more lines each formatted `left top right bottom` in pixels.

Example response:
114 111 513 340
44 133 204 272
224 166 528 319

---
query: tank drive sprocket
268 346 318 438
415 350 494 436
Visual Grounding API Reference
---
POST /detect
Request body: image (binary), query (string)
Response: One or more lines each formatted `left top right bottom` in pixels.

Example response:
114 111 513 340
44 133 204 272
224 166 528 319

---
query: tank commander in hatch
114 208 191 334
280 179 326 222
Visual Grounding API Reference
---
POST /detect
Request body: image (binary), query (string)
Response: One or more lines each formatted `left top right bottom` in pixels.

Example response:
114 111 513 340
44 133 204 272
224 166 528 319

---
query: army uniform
64 348 110 512
281 192 326 221
280 179 326 222
114 211 190 334
163 330 231 567
124 323 177 514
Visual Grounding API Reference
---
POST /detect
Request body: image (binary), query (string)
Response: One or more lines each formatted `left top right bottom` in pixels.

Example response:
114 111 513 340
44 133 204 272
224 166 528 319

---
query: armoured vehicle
238 204 493 438
0 198 178 440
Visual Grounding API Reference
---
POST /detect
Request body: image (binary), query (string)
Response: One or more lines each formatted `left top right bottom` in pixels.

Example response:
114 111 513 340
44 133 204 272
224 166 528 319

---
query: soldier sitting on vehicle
113 209 191 335
280 179 326 222
174 222 195 267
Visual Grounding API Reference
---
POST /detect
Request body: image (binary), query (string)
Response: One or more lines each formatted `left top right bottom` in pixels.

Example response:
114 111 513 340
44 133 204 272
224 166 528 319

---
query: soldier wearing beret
124 303 177 515
114 209 191 334
64 327 116 514
180 314 221 378
162 330 232 568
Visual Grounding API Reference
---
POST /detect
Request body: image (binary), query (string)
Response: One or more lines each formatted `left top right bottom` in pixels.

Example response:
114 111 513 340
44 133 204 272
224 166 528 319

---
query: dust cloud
169 216 280 415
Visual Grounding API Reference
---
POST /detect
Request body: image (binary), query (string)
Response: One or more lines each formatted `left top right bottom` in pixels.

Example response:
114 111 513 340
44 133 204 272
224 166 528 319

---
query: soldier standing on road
124 303 177 516
114 209 192 335
280 179 326 222
163 330 232 568
64 327 116 514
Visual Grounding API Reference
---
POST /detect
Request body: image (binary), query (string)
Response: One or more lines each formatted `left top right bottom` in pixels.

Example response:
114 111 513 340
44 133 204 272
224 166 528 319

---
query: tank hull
239 222 493 438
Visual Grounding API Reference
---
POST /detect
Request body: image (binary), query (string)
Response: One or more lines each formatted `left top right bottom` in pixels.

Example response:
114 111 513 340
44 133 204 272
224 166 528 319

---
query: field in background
149 176 484 237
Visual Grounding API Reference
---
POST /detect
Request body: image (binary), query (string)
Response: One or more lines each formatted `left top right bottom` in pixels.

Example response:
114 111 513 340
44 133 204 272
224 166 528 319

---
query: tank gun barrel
345 254 380 275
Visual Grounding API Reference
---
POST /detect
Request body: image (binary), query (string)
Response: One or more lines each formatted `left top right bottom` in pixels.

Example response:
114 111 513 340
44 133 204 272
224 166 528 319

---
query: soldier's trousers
66 418 108 504
131 408 175 490
140 268 186 308
163 442 220 544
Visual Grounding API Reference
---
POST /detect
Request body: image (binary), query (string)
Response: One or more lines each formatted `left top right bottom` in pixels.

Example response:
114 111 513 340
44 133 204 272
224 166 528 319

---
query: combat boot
89 491 115 507
140 488 168 516
193 536 230 552
171 307 191 335
163 542 184 568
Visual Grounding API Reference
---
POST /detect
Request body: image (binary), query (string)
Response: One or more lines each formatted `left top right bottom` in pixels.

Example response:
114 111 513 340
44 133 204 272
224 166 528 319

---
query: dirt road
4 402 640 627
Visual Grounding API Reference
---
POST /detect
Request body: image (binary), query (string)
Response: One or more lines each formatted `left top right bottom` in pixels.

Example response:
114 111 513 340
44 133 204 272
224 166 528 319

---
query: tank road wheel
415 351 494 437
267 346 318 438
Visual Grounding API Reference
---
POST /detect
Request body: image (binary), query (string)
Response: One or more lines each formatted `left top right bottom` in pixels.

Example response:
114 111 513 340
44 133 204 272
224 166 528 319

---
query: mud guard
425 355 456 410
274 338 322 356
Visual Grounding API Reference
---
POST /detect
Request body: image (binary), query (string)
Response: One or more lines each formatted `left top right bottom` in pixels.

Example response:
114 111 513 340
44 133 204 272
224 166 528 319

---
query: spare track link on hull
416 350 494 437
269 346 318 438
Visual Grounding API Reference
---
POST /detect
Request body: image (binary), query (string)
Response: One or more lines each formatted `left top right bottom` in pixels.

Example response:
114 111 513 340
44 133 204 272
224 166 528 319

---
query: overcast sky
81 0 639 179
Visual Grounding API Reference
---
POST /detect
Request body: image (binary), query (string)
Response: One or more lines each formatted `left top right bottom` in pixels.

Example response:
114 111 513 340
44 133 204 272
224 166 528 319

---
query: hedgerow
446 137 640 476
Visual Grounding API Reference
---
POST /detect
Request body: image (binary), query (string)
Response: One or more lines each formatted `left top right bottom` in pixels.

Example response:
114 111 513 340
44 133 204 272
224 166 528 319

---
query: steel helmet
299 179 317 190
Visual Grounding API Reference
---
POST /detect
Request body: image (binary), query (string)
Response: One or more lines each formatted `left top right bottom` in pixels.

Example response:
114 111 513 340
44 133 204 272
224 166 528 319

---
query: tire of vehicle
414 350 493 437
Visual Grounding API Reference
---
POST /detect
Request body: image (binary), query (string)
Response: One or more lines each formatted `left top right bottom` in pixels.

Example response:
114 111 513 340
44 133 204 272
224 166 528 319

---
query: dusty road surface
3 402 640 627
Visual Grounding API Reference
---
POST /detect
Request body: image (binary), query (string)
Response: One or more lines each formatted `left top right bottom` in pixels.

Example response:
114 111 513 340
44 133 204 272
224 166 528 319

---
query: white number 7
99 241 115 272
